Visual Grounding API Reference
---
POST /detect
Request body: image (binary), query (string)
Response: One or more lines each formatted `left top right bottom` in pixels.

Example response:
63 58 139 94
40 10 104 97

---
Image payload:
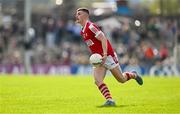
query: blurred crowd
0 14 179 74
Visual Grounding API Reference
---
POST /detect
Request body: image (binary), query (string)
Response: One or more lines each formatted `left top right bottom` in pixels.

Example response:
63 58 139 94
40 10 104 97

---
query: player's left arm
96 32 107 56
89 24 108 62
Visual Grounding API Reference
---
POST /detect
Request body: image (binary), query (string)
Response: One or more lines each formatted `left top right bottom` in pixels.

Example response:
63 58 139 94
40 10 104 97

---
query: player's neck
82 19 88 27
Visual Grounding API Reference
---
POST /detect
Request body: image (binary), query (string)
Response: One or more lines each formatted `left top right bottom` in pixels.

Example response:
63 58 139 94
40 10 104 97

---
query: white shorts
103 53 119 70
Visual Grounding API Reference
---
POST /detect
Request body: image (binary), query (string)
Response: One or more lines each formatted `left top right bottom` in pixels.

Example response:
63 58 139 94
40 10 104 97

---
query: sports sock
123 72 136 80
98 83 112 100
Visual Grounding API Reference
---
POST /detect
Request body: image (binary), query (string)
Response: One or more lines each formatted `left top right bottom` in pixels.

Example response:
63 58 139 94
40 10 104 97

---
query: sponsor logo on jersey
85 39 94 46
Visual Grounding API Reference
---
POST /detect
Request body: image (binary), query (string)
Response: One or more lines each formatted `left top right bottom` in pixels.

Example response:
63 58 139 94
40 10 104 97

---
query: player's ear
83 11 89 16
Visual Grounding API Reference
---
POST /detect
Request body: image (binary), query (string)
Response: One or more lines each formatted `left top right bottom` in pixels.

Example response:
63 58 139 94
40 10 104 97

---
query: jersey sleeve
89 24 104 38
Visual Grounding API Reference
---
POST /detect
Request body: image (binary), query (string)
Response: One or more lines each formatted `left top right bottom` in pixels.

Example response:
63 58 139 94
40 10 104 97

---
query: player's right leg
103 53 143 85
93 66 115 106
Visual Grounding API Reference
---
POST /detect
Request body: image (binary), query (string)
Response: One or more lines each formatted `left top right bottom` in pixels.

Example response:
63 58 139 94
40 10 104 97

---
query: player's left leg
93 66 115 106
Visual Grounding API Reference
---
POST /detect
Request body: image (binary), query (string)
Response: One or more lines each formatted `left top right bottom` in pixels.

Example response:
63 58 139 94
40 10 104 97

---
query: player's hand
101 54 107 64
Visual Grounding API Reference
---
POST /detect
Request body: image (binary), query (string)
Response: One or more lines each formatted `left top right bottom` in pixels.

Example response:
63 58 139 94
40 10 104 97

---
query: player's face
75 11 87 24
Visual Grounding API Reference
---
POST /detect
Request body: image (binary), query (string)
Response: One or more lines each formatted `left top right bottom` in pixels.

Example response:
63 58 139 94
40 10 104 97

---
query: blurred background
0 0 179 76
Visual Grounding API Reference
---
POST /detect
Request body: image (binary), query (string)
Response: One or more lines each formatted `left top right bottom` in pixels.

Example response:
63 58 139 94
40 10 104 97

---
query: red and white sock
98 83 112 100
123 72 136 80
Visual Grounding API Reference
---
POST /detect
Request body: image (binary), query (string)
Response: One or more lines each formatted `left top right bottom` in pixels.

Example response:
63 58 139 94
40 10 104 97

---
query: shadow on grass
96 104 137 108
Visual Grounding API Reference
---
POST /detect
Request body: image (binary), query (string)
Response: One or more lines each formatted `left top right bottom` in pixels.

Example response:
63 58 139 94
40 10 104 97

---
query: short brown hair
77 7 89 15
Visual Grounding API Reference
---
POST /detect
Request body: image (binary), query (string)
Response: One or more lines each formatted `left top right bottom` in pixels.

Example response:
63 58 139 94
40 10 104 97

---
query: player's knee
117 79 126 83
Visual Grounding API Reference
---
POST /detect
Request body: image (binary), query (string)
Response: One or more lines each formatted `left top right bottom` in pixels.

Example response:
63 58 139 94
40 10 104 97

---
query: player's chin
75 20 80 23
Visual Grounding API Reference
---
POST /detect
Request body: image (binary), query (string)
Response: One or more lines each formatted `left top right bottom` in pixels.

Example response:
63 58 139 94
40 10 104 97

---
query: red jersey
80 21 115 57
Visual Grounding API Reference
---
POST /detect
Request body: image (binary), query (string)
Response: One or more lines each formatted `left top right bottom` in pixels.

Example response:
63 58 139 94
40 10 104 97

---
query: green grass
0 75 180 114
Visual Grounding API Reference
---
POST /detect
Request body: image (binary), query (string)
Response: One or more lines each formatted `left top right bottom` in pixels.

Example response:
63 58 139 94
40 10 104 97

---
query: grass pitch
0 75 180 114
